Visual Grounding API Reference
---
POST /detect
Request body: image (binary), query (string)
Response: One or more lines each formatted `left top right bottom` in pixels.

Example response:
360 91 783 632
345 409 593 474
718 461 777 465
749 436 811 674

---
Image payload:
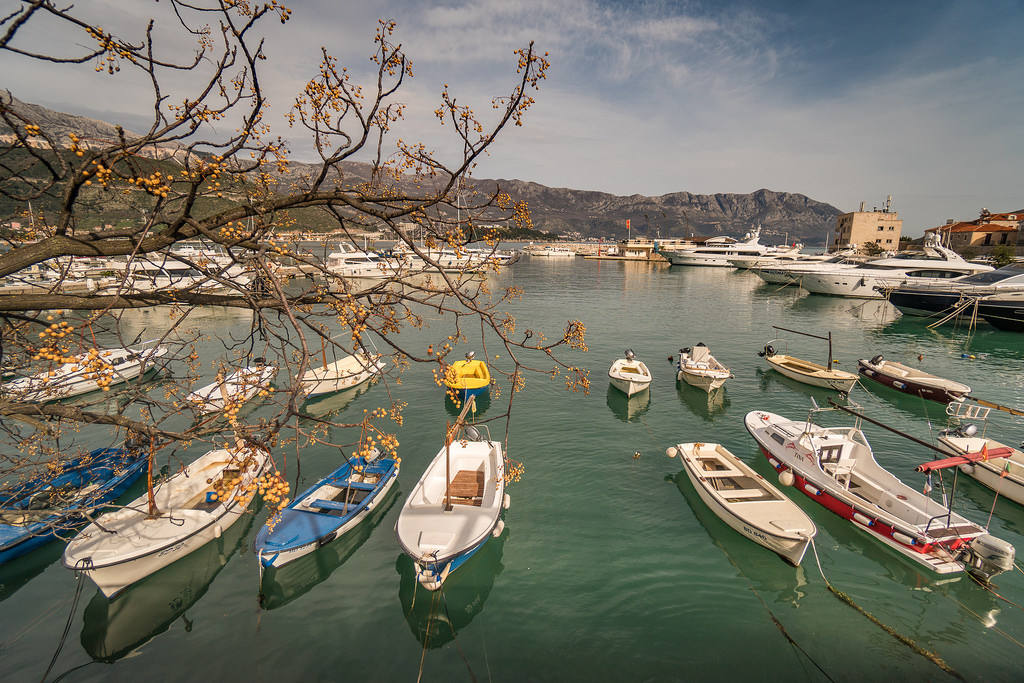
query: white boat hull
300 355 385 397
677 369 728 392
609 376 650 396
938 436 1024 507
765 355 858 393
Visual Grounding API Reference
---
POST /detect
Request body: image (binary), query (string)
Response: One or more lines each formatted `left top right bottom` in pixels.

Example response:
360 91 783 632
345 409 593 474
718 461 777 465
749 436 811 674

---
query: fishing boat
676 343 732 393
2 344 167 402
186 363 277 415
396 403 507 591
300 352 385 398
254 452 399 569
63 445 268 597
857 355 971 404
757 326 857 393
930 402 1024 507
668 442 816 565
608 350 652 397
0 447 147 565
443 352 491 402
745 409 1015 580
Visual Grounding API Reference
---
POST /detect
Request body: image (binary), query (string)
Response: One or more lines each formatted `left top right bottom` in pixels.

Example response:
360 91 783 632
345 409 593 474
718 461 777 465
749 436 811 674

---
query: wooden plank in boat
925 524 982 540
448 469 484 506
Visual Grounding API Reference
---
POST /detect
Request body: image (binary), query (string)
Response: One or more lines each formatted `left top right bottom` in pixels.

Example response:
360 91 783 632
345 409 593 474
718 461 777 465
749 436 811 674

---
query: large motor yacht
662 227 799 267
883 263 1024 323
796 239 991 298
751 251 864 286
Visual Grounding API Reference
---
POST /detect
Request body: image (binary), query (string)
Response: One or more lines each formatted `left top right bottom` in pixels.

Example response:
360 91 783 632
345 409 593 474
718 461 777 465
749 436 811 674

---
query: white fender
852 512 873 527
491 519 505 538
214 524 223 539
892 531 916 546
778 470 795 487
502 493 511 510
803 483 821 496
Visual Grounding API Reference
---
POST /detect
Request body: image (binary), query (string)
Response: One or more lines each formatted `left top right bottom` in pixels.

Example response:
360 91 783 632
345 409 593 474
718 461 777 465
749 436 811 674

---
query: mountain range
1 95 842 243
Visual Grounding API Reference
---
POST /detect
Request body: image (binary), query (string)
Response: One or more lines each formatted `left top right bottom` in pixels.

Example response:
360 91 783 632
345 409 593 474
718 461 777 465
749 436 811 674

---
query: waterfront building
831 197 903 252
924 208 1023 253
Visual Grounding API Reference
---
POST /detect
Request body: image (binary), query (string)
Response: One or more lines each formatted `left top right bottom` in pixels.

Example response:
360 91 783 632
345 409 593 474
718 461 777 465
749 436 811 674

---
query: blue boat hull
444 385 489 403
412 519 505 591
0 448 147 566
254 456 399 569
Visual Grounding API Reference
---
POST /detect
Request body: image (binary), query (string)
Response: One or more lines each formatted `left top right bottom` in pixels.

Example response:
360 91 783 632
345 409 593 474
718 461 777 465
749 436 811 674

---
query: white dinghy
676 344 732 393
3 344 167 402
608 350 652 397
932 402 1024 507
300 352 385 398
186 363 277 415
669 442 816 565
63 445 268 597
396 402 507 590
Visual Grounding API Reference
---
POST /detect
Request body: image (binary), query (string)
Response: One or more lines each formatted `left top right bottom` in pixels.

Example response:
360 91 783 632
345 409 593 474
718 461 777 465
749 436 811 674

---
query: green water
3 258 1024 681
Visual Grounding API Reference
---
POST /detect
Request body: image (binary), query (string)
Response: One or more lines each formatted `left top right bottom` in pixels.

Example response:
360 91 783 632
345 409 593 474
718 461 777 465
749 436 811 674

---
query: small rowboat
254 453 399 569
444 352 491 402
676 343 732 393
669 442 816 565
300 352 385 398
760 344 857 393
63 446 268 597
396 421 507 591
0 447 147 565
2 344 167 402
608 349 652 397
186 363 277 415
857 354 971 404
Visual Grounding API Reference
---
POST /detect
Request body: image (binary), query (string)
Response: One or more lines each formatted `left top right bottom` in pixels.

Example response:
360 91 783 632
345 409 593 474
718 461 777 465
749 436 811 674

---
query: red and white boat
744 409 1015 581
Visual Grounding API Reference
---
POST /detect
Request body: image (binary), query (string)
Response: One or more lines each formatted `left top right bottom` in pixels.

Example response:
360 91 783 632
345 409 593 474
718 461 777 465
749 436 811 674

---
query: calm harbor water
3 256 1024 681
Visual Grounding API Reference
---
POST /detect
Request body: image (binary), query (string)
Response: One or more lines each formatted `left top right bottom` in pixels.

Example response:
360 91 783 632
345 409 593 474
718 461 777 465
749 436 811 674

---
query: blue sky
5 0 1023 234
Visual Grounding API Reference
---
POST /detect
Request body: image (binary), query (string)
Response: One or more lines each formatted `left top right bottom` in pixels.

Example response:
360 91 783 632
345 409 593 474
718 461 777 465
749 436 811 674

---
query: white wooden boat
746 410 1015 580
763 352 858 393
932 402 1024 507
2 344 167 402
676 344 732 393
669 442 816 565
62 446 268 597
186 364 277 415
758 328 857 393
396 423 507 591
300 353 385 397
608 350 651 397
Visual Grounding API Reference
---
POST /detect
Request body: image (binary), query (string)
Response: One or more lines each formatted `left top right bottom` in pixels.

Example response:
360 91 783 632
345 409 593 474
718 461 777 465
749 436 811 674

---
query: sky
3 0 1024 235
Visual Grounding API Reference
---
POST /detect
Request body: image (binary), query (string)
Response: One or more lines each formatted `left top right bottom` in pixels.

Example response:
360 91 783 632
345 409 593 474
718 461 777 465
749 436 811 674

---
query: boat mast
771 325 836 369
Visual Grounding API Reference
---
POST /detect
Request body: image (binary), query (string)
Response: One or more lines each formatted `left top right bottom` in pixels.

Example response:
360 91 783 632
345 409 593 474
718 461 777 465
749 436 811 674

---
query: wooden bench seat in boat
308 498 353 513
718 488 766 500
327 480 377 492
447 470 484 507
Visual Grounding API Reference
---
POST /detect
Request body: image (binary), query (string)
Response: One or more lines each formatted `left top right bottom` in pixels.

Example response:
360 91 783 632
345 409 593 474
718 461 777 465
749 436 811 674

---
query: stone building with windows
831 198 902 252
924 209 1023 253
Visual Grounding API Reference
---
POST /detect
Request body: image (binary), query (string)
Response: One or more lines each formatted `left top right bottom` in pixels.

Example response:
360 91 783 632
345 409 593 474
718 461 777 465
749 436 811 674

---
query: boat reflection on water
299 379 374 419
676 382 730 421
669 471 810 607
79 513 253 662
0 541 64 603
397 529 506 649
605 385 651 423
444 388 491 418
258 487 399 611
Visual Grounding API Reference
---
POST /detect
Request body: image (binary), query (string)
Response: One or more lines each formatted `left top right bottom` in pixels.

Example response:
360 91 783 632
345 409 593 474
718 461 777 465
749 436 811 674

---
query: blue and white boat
0 447 147 565
396 424 508 591
254 453 399 569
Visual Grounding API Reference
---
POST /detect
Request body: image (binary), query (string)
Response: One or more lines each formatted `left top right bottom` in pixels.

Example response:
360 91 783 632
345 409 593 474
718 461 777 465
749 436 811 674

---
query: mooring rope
441 585 479 682
40 569 87 683
416 589 442 683
941 590 1024 650
808 539 964 680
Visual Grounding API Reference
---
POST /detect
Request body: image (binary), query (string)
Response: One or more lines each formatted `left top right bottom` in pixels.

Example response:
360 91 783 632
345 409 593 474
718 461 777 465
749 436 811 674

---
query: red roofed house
925 208 1023 253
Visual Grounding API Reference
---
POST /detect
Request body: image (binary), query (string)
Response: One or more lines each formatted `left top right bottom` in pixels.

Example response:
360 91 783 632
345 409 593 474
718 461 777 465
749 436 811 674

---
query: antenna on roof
885 195 892 213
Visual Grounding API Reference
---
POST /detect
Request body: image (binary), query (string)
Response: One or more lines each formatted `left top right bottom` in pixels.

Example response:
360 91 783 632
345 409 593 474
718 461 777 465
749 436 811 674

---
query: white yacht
325 244 392 278
798 239 992 299
526 245 576 258
662 227 798 267
752 251 865 286
728 251 825 270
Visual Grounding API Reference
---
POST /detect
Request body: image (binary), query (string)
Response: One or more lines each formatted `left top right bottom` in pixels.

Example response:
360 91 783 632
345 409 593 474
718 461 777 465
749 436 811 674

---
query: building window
1000 233 1008 244
877 226 884 231
888 226 895 230
886 239 893 243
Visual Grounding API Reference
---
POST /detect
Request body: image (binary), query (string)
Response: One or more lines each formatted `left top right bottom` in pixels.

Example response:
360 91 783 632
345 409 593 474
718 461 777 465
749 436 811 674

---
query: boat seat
308 499 352 513
718 488 764 500
330 480 377 492
823 449 857 489
447 470 485 507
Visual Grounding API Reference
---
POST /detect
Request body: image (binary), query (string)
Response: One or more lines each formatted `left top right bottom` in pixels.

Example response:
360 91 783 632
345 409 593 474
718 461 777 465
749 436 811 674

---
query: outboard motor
757 344 776 358
870 354 884 365
624 349 636 361
960 534 1016 582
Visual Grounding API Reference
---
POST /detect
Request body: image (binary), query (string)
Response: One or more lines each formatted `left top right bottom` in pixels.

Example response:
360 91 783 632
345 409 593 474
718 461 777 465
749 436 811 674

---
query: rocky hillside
2 96 842 242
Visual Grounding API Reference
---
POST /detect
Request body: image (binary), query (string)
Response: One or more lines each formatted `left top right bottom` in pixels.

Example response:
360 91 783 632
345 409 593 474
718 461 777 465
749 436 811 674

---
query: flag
626 219 631 230
1001 462 1010 478
981 442 989 461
